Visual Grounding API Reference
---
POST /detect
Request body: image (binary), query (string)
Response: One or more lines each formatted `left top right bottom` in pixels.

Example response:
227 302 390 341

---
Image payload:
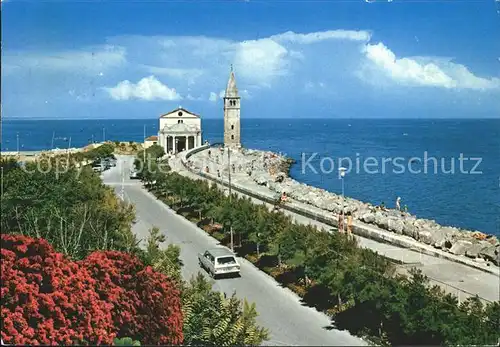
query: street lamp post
228 147 234 251
102 127 106 142
16 133 19 155
338 167 347 233
1 167 4 199
143 125 146 164
67 137 72 160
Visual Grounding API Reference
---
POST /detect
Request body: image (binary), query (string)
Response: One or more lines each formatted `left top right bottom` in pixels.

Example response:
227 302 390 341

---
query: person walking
338 212 344 233
396 197 401 211
346 212 353 236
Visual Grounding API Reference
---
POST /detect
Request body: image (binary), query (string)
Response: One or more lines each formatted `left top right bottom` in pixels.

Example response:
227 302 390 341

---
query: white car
198 248 240 279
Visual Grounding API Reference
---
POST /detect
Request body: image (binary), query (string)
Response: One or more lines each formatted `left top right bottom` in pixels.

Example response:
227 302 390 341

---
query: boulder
375 213 390 230
361 213 376 224
465 242 485 259
417 230 434 245
479 245 499 265
449 240 473 256
388 218 404 234
402 221 416 238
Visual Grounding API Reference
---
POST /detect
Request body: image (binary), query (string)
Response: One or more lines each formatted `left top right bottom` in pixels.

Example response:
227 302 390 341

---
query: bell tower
223 65 241 148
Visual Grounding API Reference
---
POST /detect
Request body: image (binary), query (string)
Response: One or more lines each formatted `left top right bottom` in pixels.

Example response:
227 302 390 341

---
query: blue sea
2 118 499 236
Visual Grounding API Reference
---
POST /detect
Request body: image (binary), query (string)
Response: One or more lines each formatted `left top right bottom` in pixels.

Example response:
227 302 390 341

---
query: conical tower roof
225 66 239 98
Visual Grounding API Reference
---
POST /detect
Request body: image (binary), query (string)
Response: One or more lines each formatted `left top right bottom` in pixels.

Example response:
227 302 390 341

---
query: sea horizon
2 118 499 237
2 116 500 121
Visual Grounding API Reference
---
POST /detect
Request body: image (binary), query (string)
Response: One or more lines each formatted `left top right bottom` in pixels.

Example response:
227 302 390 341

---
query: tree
143 227 182 284
1 163 139 259
146 144 165 160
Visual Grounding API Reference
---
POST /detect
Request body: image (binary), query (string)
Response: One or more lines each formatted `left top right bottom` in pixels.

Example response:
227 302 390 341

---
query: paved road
102 156 367 346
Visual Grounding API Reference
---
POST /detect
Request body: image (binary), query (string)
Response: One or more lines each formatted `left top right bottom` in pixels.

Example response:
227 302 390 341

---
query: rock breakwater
250 158 500 267
188 146 499 267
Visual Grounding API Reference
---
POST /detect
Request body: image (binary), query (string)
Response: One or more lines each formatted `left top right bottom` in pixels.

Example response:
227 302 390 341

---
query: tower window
231 135 234 140
178 111 183 116
231 125 234 130
178 120 183 124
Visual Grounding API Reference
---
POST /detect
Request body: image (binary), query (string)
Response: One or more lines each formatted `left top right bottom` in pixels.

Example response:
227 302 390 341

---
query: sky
1 0 500 119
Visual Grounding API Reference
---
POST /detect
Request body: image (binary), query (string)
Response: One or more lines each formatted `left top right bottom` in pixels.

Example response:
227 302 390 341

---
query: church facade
154 67 241 154
157 107 202 154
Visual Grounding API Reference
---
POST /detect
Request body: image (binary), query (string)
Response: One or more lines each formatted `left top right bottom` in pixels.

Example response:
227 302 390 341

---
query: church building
157 107 202 154
154 67 241 154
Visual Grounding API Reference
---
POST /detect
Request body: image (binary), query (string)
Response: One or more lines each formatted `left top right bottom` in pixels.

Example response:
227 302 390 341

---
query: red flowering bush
1 235 183 345
81 251 183 345
0 234 115 345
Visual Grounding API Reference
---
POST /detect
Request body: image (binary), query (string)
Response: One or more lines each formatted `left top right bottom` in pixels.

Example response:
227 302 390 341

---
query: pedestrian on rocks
208 150 211 157
338 212 344 233
217 169 221 178
205 166 209 173
347 212 353 236
232 163 235 173
396 197 401 211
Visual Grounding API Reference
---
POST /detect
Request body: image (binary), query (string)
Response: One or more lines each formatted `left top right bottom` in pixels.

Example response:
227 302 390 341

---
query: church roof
225 68 239 98
145 135 158 141
160 107 200 118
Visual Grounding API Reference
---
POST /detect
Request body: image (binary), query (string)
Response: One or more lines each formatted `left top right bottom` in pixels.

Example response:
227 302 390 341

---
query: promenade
172 147 499 303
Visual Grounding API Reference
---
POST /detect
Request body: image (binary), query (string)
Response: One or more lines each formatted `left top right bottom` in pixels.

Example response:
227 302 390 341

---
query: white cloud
2 45 126 76
240 89 252 99
271 30 371 44
104 75 182 101
3 28 498 119
233 39 289 85
304 81 326 91
216 88 251 100
186 94 205 101
209 92 218 102
363 42 500 90
140 65 204 83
